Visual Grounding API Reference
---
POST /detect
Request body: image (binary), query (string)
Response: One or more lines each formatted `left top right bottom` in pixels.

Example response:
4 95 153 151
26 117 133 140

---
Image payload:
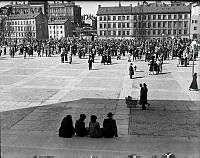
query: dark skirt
189 78 198 90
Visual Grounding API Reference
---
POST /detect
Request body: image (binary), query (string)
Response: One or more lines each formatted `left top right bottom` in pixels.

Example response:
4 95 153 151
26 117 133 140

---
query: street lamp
191 40 197 76
171 35 175 59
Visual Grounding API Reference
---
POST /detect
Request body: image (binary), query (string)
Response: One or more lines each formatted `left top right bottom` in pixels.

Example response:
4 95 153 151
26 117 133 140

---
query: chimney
119 2 121 7
98 5 101 8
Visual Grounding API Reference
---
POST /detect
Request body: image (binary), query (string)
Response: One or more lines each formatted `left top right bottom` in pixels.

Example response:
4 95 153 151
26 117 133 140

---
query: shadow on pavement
159 72 171 75
132 76 145 79
1 98 199 136
92 68 104 70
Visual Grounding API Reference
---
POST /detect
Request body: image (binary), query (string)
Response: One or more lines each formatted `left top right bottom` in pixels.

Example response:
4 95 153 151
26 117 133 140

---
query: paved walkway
0 52 200 158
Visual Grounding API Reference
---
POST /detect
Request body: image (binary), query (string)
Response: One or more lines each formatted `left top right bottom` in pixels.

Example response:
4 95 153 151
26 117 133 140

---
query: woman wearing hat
103 112 118 138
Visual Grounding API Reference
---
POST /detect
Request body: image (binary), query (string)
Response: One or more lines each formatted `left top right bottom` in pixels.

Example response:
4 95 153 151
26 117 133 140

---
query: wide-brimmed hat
107 112 113 117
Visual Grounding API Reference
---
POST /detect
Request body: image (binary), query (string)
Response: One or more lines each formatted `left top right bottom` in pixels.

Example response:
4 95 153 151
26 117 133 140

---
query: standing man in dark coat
88 55 93 70
129 63 134 79
4 47 6 55
139 83 146 110
103 112 118 138
143 83 150 107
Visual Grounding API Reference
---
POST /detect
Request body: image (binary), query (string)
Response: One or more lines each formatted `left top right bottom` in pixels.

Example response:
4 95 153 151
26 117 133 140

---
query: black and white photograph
0 1 200 158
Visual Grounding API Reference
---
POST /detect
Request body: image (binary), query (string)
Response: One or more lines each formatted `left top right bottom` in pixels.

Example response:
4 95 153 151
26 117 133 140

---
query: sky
75 1 139 15
0 1 170 15
0 1 193 16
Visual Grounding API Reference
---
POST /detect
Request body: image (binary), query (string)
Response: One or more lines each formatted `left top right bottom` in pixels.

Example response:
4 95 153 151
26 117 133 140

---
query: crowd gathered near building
1 35 199 72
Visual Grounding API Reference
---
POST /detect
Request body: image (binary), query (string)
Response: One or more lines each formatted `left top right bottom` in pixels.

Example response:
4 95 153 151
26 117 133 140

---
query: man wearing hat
102 112 118 138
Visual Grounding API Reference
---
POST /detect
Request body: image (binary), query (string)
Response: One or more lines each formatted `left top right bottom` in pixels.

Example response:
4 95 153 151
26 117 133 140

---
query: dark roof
140 3 190 14
97 6 132 15
97 3 190 15
8 13 40 20
48 19 70 25
4 4 30 8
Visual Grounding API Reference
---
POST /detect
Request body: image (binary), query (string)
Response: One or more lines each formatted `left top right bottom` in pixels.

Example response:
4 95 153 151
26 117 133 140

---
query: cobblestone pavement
0 52 200 157
129 109 200 137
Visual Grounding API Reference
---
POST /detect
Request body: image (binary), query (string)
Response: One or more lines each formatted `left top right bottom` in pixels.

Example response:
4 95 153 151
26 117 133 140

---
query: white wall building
190 2 200 40
48 20 73 39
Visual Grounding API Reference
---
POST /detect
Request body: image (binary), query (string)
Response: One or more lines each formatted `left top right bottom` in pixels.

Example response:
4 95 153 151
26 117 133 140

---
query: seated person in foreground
59 115 75 138
103 112 118 138
75 114 89 137
89 115 102 138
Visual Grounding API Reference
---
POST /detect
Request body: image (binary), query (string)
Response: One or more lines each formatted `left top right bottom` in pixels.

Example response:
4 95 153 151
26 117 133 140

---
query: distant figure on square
89 115 102 138
139 83 146 110
75 114 89 137
88 55 93 70
103 112 118 138
129 63 134 79
189 73 198 91
143 83 150 108
59 115 75 138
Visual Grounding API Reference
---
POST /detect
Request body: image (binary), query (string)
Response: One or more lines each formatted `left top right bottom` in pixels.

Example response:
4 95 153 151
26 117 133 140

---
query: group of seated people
59 112 118 138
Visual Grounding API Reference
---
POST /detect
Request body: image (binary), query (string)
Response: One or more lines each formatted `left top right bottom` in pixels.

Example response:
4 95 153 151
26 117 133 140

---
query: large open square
1 52 200 158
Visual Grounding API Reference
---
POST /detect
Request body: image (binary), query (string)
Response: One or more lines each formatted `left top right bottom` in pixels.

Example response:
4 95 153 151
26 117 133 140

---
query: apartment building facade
190 2 200 41
48 20 73 39
96 2 191 40
4 12 48 44
49 1 81 26
3 1 48 16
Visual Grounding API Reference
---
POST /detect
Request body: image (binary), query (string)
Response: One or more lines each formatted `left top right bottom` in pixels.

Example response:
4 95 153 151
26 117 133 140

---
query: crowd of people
1 36 197 65
59 112 118 138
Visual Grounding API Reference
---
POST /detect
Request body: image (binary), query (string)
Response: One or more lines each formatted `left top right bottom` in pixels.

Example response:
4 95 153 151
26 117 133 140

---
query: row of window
100 23 129 28
7 20 35 26
192 20 198 23
99 14 189 21
49 8 72 13
99 29 188 36
5 26 35 31
49 30 63 34
5 32 36 37
100 15 129 21
49 25 63 29
99 21 188 29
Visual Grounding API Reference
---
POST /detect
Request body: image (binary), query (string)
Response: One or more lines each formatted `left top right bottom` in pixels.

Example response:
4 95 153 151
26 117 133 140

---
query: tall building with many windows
96 2 191 40
49 1 81 27
3 1 48 16
4 11 48 44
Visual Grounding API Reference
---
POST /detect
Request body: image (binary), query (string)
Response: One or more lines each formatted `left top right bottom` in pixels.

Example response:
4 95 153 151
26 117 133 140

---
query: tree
0 17 6 45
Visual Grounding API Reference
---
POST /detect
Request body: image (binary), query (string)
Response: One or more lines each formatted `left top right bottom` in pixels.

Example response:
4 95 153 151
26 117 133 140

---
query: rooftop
97 3 190 15
8 13 40 20
48 19 70 25
97 6 132 15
